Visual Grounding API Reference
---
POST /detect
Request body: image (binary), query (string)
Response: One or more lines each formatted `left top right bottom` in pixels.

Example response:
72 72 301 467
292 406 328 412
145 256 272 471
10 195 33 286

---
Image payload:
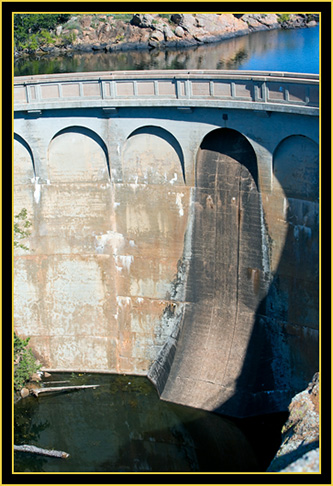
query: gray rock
279 448 319 472
148 39 159 49
170 14 183 25
267 373 319 473
150 30 165 42
163 24 174 41
175 26 185 38
131 14 154 29
20 387 30 398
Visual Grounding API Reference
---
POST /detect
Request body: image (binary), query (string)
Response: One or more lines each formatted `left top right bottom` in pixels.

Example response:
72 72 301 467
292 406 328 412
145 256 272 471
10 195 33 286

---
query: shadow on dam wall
149 127 319 418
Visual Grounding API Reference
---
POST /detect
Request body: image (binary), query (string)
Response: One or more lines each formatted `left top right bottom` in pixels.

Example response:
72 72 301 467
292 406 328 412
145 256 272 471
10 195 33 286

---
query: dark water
14 373 286 473
14 25 319 76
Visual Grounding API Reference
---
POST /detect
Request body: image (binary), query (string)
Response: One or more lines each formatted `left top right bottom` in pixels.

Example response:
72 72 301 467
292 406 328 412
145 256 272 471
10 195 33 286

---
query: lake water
14 25 319 76
14 373 287 473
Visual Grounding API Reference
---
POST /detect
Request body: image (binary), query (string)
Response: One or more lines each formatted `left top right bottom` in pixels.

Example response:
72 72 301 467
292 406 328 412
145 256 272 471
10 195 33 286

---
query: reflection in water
14 25 319 76
14 373 286 473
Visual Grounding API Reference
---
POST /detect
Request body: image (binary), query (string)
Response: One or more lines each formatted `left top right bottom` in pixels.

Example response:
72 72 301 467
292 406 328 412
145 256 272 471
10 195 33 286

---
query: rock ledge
267 372 319 472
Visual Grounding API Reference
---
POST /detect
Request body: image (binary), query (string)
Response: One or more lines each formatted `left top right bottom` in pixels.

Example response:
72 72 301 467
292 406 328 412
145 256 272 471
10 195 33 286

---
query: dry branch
31 384 99 396
14 444 69 458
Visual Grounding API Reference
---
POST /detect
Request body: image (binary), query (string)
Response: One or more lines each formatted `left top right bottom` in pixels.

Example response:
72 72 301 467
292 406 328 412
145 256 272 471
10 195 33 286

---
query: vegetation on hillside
14 14 71 50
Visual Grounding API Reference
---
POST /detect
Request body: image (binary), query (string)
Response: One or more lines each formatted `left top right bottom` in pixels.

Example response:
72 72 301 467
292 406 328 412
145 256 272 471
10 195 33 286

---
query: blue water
14 25 319 76
238 25 319 73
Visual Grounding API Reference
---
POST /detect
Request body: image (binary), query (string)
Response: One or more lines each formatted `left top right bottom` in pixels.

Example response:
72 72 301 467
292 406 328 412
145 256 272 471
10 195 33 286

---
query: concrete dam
14 70 319 418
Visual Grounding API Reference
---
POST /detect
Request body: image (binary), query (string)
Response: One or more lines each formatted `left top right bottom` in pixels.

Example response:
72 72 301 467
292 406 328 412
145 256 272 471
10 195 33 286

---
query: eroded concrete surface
14 109 319 417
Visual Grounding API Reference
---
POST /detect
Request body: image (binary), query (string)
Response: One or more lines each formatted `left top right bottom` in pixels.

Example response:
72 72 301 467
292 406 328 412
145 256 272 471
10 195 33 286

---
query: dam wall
14 70 319 417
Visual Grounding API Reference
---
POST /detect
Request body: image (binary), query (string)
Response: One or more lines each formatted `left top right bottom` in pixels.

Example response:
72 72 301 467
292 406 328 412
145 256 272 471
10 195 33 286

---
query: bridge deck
14 70 319 116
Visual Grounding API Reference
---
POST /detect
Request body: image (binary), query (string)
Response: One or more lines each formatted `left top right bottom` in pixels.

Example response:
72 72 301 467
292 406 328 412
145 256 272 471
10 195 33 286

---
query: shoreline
14 13 319 61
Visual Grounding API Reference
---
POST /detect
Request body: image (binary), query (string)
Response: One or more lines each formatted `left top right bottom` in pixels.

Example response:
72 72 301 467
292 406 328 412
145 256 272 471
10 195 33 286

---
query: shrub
14 333 41 391
14 208 31 251
278 14 291 23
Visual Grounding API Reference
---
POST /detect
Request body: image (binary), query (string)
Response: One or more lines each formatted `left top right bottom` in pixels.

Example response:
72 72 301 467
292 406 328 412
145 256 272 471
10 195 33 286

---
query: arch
48 126 110 182
269 133 319 325
14 133 35 182
196 127 258 189
273 135 319 201
123 125 186 185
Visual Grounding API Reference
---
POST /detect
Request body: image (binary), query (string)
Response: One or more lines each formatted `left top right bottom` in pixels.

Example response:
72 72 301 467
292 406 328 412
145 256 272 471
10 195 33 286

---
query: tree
14 14 71 50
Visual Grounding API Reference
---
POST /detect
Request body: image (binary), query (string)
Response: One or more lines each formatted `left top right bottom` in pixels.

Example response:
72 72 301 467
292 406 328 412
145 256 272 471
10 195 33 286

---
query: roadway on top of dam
14 70 319 116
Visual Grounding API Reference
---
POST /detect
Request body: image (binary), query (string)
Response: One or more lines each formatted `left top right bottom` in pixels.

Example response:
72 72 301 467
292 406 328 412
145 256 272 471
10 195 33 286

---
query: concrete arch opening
264 134 319 390
196 127 258 190
273 135 319 202
14 133 35 183
123 126 185 185
48 126 110 182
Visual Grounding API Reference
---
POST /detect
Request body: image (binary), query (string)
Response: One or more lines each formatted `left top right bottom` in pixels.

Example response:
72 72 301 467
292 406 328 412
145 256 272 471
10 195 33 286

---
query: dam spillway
14 70 319 417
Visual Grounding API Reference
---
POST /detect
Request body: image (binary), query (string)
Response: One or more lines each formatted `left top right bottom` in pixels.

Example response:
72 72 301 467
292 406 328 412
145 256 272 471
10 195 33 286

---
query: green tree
14 14 71 50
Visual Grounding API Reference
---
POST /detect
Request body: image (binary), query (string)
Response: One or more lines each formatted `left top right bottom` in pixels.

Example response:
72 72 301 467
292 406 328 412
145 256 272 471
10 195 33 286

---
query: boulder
175 26 185 38
20 387 30 398
267 373 319 472
163 24 174 41
170 14 183 25
258 14 280 28
179 14 198 34
131 14 154 28
241 14 270 30
150 30 165 42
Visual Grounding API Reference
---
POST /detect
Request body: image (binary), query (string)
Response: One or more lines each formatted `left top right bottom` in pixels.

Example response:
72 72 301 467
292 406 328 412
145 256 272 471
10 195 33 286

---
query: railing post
262 81 268 103
100 79 105 99
154 80 159 96
110 80 116 98
231 82 236 98
185 79 191 99
176 79 182 99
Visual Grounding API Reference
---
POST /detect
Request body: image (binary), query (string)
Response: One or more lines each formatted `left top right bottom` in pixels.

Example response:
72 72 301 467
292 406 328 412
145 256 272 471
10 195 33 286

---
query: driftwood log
14 444 69 458
31 384 99 396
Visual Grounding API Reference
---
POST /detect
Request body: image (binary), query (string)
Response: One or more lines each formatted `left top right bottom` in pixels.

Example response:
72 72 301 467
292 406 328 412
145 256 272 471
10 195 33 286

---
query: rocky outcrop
267 373 319 472
15 13 319 58
241 14 280 30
